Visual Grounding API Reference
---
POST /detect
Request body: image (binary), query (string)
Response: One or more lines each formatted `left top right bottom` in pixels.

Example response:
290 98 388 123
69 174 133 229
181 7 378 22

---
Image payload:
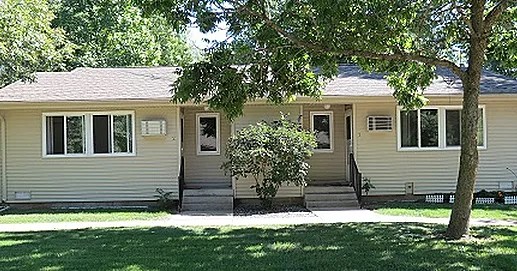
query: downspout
0 114 6 202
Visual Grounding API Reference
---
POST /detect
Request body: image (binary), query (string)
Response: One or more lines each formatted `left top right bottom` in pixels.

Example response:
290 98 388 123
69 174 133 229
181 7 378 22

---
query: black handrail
349 153 362 204
178 156 185 210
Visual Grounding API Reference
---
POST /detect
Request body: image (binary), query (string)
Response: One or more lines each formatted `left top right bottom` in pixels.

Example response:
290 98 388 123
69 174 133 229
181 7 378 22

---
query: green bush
222 115 317 208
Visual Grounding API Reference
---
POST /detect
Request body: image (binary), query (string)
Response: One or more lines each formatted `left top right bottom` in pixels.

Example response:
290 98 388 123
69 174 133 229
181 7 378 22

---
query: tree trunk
446 0 487 239
446 76 480 239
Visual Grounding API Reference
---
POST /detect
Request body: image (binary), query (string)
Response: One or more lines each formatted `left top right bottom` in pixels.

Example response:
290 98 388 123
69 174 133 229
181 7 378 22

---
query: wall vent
367 116 393 131
141 120 167 136
15 191 31 200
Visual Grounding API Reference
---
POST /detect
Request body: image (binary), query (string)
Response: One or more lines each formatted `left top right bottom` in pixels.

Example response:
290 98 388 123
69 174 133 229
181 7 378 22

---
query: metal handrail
349 153 362 204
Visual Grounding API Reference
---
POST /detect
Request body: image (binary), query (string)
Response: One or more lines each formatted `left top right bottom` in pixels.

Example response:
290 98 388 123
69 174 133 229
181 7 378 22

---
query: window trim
396 105 486 151
42 111 136 158
196 113 220 156
310 111 334 153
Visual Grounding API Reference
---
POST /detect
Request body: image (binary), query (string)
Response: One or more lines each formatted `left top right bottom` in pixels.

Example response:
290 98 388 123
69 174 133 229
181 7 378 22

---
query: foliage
361 178 376 196
157 0 516 239
155 188 176 211
0 0 74 88
222 115 316 208
51 0 193 68
486 6 517 78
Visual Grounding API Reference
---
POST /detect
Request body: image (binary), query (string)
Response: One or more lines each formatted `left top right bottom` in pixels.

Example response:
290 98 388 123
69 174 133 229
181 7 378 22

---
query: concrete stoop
181 187 234 213
304 185 360 211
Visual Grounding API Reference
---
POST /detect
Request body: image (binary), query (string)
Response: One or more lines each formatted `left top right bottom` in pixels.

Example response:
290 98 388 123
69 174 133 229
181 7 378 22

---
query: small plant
155 188 175 211
361 177 375 195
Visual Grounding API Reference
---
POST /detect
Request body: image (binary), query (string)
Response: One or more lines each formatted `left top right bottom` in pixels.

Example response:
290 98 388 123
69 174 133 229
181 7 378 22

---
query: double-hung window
398 106 485 150
196 113 220 155
310 111 333 152
44 112 135 157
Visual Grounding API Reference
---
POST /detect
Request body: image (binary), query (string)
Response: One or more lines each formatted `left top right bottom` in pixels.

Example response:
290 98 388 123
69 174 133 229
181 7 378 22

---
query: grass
0 208 170 224
373 203 517 220
0 224 515 270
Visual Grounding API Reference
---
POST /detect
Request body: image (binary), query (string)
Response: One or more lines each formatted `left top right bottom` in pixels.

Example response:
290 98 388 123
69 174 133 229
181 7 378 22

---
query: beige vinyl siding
355 99 517 195
183 107 231 185
233 105 302 198
302 104 347 182
3 106 179 202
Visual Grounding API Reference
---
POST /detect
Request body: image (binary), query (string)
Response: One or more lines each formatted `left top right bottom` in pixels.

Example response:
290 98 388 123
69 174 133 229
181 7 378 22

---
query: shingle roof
0 67 179 102
324 65 517 96
0 65 515 102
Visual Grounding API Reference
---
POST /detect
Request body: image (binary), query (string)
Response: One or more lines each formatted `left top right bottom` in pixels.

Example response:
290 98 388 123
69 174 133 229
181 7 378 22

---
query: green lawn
373 203 517 220
0 224 515 270
0 209 170 224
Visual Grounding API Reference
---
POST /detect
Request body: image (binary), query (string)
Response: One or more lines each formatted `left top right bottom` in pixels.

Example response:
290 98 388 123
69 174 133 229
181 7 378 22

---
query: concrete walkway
0 209 515 233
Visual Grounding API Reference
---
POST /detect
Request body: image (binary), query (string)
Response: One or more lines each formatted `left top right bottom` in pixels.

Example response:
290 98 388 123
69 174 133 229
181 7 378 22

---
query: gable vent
367 116 392 131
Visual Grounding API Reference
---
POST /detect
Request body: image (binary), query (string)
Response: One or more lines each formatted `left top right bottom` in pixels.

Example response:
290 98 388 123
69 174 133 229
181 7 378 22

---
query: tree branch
484 0 512 32
236 3 466 79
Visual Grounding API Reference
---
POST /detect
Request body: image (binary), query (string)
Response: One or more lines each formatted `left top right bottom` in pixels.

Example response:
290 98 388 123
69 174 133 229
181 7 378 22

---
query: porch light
324 104 331 110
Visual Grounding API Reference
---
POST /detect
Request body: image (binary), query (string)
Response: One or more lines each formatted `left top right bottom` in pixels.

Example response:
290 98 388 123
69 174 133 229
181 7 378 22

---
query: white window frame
196 113 220 156
310 111 334 152
396 105 486 151
42 113 87 157
42 111 136 158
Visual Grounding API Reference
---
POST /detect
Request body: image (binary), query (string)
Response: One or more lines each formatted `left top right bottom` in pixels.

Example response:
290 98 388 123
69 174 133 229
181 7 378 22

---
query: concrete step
182 196 233 205
308 206 360 211
305 199 359 209
181 202 233 212
304 193 357 201
184 183 232 189
183 188 233 197
304 186 355 194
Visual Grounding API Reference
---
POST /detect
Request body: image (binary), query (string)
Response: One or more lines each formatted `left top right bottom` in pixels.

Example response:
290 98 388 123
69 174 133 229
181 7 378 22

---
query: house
0 66 516 211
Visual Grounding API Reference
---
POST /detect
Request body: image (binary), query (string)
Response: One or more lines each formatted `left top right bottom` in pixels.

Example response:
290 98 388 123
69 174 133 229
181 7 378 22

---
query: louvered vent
141 120 167 136
367 116 392 131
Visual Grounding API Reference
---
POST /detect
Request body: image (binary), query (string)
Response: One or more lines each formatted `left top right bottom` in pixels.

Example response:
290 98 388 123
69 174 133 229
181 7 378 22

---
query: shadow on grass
0 223 515 271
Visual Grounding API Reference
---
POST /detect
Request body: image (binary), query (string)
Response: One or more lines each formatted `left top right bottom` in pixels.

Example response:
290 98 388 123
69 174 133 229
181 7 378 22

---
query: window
445 108 484 147
196 113 220 155
398 106 486 150
311 112 333 151
92 114 133 154
43 112 135 157
45 115 85 155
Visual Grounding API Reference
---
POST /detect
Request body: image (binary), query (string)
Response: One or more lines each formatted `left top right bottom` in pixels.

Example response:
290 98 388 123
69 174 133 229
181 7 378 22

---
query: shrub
222 115 317 208
155 188 175 211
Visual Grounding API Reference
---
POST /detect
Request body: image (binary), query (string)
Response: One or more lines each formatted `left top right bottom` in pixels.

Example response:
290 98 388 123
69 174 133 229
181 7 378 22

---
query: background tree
164 0 516 239
51 0 193 67
223 116 317 208
0 0 74 88
486 7 517 78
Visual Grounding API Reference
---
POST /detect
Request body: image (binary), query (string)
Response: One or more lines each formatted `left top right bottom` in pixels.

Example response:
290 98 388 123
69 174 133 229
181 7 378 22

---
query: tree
222 116 316 208
486 7 517 78
165 0 516 239
0 0 74 88
51 0 193 67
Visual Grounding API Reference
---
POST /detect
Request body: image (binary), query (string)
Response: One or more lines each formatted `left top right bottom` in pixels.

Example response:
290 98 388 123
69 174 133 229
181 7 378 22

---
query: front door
345 109 353 181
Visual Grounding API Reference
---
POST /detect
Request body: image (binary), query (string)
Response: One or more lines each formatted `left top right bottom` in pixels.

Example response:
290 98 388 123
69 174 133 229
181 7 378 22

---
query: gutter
0 114 6 202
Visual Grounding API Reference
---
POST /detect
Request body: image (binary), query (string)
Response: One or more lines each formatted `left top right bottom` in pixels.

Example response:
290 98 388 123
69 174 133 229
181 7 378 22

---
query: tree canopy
52 0 193 68
0 0 74 88
0 0 193 87
165 0 516 239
